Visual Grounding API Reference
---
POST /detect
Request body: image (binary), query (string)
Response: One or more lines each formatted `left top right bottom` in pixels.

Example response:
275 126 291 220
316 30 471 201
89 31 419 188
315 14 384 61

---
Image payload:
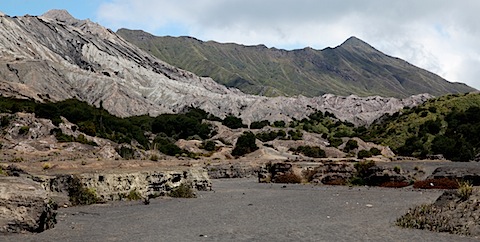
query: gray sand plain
5 178 478 242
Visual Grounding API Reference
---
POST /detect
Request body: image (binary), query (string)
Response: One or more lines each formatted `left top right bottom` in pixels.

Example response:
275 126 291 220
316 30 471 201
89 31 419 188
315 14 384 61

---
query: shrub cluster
232 131 258 157
256 130 286 142
67 176 99 205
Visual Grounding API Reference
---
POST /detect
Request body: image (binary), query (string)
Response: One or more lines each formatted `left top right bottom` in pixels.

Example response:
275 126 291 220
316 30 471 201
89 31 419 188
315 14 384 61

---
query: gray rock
0 177 57 234
206 163 259 179
428 166 480 185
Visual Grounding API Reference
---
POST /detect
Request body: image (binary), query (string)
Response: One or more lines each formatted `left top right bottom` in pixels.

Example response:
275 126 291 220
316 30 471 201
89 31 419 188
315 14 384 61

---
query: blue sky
1 0 480 90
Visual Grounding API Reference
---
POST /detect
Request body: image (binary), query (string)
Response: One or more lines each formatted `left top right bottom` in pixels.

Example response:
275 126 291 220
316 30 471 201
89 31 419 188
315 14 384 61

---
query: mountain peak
41 9 77 23
339 36 375 51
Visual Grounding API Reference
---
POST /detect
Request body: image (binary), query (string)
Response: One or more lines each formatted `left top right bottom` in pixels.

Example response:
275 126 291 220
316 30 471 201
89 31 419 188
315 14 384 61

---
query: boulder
0 177 57 234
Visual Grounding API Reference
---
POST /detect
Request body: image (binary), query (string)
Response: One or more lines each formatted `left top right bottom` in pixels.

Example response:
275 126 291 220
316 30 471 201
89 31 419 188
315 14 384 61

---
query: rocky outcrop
258 161 411 185
0 10 431 126
39 168 211 204
428 166 480 186
206 163 259 179
0 177 57 234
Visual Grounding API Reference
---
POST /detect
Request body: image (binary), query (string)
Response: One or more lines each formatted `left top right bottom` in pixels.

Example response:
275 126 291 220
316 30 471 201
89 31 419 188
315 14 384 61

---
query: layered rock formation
0 10 432 126
0 177 57 234
39 168 211 204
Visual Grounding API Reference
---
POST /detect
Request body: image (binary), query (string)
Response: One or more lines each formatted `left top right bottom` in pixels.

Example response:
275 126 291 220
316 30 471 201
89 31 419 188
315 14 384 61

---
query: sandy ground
4 178 479 242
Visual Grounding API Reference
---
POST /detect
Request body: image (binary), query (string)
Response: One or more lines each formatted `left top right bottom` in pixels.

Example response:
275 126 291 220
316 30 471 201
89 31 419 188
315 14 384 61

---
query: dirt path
5 179 478 241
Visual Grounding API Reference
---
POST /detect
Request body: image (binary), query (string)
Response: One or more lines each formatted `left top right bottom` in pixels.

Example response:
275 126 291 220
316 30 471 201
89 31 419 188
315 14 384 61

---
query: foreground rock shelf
0 164 212 234
37 168 212 204
0 177 56 234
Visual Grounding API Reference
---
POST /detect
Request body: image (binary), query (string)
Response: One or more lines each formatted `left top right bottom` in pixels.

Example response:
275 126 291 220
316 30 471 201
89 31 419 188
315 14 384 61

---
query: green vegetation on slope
118 29 475 98
0 96 218 156
361 93 480 161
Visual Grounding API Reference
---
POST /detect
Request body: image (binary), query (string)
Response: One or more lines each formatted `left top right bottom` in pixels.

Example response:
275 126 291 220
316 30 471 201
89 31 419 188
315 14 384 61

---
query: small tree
343 139 358 152
222 115 245 129
232 131 258 157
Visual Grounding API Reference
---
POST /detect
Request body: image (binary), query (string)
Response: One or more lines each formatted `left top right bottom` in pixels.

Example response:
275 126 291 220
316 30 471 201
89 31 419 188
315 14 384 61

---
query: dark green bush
200 140 216 151
273 120 286 128
222 115 245 129
232 131 258 157
343 139 358 152
18 126 30 135
357 149 372 159
153 137 185 156
256 130 286 142
250 120 270 129
328 137 343 148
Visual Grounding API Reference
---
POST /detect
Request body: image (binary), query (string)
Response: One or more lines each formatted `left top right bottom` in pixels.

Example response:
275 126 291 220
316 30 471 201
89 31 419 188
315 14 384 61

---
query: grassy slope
118 29 475 98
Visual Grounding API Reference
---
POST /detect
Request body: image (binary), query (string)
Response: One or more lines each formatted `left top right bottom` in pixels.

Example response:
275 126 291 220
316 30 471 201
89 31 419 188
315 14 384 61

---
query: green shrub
250 120 270 129
357 149 372 159
290 146 326 158
232 131 258 157
126 189 143 201
18 126 30 135
328 137 343 148
256 130 286 142
349 160 376 186
369 147 382 156
273 120 286 128
169 183 196 198
200 140 216 151
222 115 245 129
457 180 473 201
288 129 303 140
68 176 99 205
153 137 186 156
116 146 135 159
343 139 358 152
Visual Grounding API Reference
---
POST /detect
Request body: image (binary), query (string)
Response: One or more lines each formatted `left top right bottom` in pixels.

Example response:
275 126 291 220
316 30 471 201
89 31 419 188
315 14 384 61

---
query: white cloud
96 0 480 89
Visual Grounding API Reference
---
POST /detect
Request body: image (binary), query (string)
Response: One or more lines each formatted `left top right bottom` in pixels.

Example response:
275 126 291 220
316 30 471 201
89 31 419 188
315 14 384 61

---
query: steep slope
0 10 429 126
118 29 475 98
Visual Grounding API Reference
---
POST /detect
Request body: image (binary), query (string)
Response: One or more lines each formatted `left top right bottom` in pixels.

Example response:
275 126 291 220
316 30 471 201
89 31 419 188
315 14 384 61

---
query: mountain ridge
117 28 475 98
0 10 436 125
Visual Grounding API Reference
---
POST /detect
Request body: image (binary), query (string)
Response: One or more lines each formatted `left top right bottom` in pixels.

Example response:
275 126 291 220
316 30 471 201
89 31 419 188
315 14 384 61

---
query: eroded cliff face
40 168 211 204
0 10 432 125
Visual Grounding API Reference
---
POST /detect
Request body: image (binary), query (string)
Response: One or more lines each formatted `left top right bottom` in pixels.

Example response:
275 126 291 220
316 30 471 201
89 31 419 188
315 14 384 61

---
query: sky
1 0 480 90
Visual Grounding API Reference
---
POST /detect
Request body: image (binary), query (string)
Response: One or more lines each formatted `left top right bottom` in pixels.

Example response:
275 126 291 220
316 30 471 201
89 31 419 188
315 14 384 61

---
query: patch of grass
457 180 473 201
126 189 143 201
169 183 196 198
395 204 438 229
42 163 51 170
18 126 30 135
149 154 159 161
11 157 24 163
